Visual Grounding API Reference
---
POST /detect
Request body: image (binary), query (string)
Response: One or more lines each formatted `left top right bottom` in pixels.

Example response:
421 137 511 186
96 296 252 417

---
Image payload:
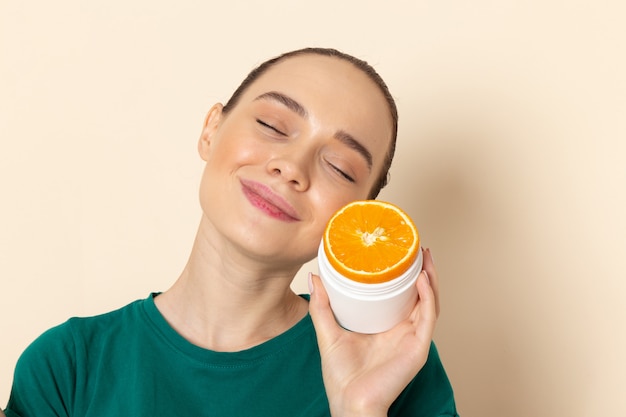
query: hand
309 248 440 417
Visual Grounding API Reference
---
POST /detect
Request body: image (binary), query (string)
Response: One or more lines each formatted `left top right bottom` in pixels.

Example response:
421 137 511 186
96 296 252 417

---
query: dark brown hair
223 47 397 199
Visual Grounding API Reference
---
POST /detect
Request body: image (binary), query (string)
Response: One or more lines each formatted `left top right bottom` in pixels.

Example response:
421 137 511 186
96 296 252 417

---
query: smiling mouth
240 180 300 222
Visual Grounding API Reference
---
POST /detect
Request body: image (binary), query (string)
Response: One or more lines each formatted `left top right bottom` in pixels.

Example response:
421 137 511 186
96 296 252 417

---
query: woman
4 48 458 416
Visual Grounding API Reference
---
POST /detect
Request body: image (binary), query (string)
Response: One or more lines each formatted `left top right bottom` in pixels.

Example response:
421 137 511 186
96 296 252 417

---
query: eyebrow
254 90 373 170
255 91 308 118
334 130 373 171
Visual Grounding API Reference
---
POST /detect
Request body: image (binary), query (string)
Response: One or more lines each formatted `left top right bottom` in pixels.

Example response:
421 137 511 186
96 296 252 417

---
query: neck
155 218 309 352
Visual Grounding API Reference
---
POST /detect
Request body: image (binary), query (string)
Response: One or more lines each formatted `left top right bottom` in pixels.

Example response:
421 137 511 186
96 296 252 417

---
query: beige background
1 1 625 415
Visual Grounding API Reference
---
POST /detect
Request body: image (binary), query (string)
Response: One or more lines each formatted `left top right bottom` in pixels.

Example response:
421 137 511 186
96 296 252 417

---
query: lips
240 179 300 222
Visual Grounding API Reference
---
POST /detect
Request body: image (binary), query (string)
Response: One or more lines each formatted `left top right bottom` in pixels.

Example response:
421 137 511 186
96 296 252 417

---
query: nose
266 148 311 191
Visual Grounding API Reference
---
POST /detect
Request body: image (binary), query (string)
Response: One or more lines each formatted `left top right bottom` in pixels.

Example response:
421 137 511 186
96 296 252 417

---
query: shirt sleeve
5 322 77 417
389 341 460 416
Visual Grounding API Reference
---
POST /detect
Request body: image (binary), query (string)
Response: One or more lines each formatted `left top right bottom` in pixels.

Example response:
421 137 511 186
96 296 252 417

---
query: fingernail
423 269 430 285
427 248 434 263
308 272 314 295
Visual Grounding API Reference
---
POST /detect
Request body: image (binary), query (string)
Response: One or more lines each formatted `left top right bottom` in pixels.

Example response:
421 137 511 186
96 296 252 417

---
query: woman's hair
222 47 398 199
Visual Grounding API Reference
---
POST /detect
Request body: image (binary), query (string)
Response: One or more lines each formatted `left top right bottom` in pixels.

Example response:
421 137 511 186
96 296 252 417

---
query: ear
198 103 224 161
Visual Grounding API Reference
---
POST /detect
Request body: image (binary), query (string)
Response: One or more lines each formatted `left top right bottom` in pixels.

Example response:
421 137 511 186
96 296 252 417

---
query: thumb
308 273 342 344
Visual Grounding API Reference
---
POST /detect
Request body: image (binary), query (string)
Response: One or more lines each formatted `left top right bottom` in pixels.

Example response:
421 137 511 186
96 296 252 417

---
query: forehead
238 54 394 167
244 54 387 112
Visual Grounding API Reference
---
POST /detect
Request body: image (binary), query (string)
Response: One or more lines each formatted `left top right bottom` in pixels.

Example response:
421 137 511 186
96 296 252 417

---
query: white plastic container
318 243 423 334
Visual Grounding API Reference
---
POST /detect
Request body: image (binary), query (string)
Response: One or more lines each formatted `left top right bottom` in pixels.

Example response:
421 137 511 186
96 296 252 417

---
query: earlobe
198 103 224 161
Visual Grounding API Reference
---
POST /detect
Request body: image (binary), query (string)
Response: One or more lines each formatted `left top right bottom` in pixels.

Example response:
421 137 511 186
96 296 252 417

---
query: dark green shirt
5 294 458 416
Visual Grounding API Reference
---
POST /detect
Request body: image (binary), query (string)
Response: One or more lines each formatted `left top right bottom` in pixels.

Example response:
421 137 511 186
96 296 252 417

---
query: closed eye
329 163 355 183
256 119 287 136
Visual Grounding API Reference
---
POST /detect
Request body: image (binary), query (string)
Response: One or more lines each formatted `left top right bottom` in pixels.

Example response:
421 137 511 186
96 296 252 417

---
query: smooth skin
153 54 440 417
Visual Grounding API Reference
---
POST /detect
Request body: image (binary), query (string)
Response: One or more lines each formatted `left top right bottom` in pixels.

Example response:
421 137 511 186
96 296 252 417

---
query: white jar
317 243 423 334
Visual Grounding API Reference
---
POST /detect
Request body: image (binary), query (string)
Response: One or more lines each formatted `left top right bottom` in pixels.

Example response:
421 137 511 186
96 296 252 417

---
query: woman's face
197 54 394 268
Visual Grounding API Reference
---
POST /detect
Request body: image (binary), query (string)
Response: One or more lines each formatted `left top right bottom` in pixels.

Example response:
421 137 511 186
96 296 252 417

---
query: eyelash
256 119 286 136
329 163 355 183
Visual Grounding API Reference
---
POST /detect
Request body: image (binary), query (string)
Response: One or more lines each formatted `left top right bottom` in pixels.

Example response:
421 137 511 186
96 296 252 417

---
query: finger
308 273 343 347
412 269 437 340
409 269 436 321
422 247 440 318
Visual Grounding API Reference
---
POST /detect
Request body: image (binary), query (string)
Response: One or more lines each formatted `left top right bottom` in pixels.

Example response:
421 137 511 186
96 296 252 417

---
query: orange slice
323 200 420 284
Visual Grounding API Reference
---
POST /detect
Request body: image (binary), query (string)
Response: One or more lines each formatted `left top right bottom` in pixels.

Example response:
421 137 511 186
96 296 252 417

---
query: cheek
208 134 268 169
309 188 366 229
